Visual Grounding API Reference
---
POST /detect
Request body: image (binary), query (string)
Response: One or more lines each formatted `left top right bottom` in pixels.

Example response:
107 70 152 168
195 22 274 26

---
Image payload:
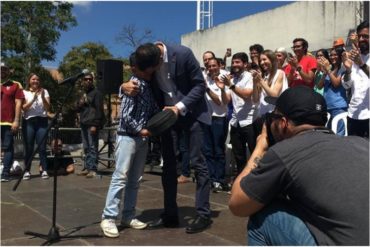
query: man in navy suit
121 42 212 233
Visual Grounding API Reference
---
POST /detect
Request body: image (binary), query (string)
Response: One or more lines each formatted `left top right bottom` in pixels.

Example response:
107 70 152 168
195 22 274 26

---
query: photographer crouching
229 86 369 245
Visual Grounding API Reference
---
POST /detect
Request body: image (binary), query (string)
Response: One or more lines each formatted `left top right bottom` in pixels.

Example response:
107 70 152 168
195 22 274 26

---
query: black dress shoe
148 217 179 228
185 215 212 234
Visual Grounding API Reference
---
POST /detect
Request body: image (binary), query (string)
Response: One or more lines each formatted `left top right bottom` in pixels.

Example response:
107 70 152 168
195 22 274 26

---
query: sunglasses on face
83 77 93 81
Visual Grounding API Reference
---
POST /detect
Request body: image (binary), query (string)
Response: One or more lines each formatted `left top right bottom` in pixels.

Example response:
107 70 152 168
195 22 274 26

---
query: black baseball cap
265 86 327 126
146 109 178 136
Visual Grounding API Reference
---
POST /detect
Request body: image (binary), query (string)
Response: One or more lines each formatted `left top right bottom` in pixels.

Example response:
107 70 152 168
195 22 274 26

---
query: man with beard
229 86 369 245
342 20 369 138
216 52 256 178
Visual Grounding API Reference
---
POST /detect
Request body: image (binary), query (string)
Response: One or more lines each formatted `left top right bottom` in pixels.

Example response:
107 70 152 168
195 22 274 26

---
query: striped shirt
117 76 158 135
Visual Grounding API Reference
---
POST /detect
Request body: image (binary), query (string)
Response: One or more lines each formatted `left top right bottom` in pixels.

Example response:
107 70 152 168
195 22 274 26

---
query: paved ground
1 160 248 246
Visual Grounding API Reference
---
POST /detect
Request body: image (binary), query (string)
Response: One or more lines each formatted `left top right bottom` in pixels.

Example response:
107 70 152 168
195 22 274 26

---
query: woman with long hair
22 73 51 180
313 49 330 95
317 47 348 135
252 49 288 116
248 50 288 152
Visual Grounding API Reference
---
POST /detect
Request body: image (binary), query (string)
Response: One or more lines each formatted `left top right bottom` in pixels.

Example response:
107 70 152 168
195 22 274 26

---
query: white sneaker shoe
121 218 147 230
23 171 31 180
41 171 49 179
100 219 119 238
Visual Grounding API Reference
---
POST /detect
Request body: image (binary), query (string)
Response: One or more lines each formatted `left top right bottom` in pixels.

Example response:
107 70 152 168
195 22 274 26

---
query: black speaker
96 59 123 94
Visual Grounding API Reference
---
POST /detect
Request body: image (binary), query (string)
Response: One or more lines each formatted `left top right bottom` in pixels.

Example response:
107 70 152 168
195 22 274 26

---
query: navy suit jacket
151 44 211 125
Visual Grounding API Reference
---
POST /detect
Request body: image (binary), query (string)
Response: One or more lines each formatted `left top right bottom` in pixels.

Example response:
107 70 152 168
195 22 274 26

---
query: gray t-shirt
241 130 369 245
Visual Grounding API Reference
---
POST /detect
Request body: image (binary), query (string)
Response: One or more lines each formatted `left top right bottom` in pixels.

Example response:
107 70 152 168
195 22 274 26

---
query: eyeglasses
358 34 369 39
291 45 302 49
83 77 93 81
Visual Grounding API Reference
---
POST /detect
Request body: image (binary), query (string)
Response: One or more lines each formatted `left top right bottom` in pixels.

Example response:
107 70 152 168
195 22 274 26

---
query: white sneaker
41 171 49 179
100 219 119 238
23 171 31 180
121 218 147 230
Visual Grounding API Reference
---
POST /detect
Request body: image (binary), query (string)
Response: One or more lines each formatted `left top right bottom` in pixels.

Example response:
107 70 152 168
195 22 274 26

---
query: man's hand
163 106 179 117
139 128 151 137
90 126 97 135
349 43 364 66
342 51 353 72
287 56 299 69
11 121 19 133
121 80 140 96
255 123 269 152
214 76 225 90
220 74 232 87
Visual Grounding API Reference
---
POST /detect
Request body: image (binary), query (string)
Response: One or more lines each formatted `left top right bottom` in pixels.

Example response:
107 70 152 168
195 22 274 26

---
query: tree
115 24 154 51
1 1 77 82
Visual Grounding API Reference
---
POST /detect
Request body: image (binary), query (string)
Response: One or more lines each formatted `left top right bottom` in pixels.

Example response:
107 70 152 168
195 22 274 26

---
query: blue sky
42 1 291 68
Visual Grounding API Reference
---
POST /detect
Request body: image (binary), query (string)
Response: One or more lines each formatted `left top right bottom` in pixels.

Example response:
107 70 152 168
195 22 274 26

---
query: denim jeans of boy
102 135 148 222
247 200 317 246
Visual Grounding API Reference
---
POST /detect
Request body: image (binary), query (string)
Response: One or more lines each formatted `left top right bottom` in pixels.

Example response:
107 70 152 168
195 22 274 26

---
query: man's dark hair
208 57 220 66
293 38 309 54
135 43 161 71
357 20 369 33
203 51 216 58
249 44 264 54
232 52 249 63
129 52 136 67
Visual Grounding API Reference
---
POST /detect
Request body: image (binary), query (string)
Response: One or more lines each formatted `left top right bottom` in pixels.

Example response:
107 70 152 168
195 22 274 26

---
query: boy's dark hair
135 43 161 71
232 52 249 63
357 20 369 33
249 44 264 54
129 52 136 67
216 58 224 66
293 38 309 53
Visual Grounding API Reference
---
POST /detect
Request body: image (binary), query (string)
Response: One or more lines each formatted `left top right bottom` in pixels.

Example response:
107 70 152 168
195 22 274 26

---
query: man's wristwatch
296 66 302 73
360 63 368 70
229 84 236 90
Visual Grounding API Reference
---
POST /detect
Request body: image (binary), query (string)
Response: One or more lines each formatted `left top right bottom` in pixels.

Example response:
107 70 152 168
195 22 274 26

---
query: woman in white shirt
249 50 288 147
22 73 51 180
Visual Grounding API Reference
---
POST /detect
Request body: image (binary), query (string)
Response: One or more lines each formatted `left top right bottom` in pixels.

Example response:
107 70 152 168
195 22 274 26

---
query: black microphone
58 69 90 85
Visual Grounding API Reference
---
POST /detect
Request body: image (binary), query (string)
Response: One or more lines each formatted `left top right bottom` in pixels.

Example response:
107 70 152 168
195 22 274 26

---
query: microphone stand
13 79 101 245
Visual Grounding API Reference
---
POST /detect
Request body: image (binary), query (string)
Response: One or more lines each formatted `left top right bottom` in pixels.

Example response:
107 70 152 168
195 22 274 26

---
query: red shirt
286 55 317 88
1 80 24 125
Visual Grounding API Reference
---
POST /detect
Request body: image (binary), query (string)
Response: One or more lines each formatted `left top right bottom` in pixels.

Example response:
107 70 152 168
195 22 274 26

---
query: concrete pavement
1 161 248 246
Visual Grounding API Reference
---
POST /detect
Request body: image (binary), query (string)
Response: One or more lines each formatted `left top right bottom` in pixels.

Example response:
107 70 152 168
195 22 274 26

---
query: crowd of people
1 20 368 245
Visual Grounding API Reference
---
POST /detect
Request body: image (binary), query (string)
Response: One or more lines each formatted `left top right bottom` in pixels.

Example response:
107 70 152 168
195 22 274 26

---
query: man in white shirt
342 20 369 138
216 52 257 178
204 57 229 192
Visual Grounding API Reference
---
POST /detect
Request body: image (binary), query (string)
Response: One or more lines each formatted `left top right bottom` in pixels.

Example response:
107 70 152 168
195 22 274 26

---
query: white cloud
69 1 94 12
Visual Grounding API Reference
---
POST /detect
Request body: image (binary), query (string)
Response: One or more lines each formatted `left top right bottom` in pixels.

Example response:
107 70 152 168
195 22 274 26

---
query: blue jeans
327 108 347 136
102 135 148 221
202 116 228 184
248 200 317 246
23 117 48 172
1 126 14 176
81 124 99 171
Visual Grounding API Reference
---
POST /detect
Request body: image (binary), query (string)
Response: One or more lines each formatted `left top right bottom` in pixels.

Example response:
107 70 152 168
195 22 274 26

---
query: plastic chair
331 112 348 136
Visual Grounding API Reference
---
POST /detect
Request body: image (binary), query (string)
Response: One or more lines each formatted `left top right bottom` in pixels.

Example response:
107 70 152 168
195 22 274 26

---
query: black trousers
160 115 211 219
230 122 260 176
348 117 369 139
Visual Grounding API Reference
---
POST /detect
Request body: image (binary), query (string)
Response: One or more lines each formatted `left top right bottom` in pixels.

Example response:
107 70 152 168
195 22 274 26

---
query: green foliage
1 1 77 78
